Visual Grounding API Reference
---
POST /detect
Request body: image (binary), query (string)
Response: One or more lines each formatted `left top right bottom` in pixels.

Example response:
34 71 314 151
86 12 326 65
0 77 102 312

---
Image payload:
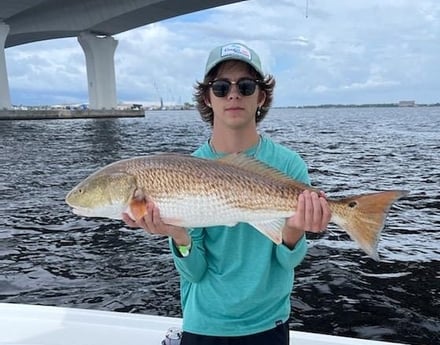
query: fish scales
66 153 408 260
128 154 300 212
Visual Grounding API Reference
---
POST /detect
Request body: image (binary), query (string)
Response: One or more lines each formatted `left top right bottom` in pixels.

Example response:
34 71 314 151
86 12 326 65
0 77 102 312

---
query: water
0 107 439 344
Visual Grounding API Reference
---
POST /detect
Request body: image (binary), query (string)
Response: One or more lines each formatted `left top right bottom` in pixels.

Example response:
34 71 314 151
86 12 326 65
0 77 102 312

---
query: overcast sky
5 0 440 107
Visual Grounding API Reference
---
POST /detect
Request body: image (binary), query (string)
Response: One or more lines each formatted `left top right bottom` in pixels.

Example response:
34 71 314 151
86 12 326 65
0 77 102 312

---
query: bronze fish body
66 153 408 260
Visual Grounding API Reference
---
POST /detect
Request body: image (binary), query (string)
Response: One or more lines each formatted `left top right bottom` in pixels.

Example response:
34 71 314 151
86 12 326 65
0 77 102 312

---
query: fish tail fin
331 190 408 260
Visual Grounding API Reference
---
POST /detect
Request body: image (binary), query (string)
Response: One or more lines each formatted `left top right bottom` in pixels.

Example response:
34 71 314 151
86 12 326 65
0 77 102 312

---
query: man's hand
282 190 331 249
122 202 190 246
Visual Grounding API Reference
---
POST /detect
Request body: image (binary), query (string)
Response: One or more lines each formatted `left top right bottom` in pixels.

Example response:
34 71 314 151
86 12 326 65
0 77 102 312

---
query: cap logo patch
221 43 252 61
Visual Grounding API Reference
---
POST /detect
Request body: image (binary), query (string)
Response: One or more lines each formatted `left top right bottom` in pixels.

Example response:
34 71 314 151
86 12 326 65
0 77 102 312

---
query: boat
0 303 405 345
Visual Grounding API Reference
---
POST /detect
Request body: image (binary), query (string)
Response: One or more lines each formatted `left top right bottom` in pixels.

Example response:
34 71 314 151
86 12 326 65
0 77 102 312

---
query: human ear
258 90 266 107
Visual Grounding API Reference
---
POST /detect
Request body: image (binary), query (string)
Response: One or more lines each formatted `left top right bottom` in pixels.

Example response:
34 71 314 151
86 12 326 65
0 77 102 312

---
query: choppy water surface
0 107 439 344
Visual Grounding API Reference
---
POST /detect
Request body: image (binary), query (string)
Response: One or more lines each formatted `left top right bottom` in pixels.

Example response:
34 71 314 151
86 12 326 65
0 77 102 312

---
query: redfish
65 153 407 260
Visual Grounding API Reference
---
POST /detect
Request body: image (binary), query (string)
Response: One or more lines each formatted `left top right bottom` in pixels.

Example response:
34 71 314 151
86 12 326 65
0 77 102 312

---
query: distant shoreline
1 103 439 119
276 102 440 109
147 102 440 111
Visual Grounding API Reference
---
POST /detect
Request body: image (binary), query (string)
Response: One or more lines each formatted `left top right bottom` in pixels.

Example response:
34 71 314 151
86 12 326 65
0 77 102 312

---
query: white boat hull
0 303 405 345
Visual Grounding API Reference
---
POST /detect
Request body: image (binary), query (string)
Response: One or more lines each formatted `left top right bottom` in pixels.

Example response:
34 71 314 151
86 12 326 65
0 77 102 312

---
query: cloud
4 0 440 106
6 38 86 104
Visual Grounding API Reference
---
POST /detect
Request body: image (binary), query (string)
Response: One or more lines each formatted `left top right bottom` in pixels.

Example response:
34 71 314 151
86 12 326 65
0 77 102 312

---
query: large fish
65 153 407 260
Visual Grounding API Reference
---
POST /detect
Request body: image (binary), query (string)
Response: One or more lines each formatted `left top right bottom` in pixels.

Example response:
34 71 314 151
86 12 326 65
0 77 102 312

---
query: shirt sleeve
169 227 208 283
276 234 308 270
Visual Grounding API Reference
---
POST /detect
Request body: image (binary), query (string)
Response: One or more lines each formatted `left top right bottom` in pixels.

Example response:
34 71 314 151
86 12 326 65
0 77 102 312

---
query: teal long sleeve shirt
169 136 309 336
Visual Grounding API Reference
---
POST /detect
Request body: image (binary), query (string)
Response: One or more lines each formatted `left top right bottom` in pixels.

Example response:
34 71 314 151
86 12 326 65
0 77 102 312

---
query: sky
5 0 440 107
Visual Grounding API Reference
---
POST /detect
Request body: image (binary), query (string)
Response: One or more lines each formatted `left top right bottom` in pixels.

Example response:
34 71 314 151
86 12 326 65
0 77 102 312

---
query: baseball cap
204 43 264 78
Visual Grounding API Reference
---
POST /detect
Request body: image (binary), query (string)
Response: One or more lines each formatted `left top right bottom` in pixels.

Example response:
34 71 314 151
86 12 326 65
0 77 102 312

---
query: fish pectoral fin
248 219 285 245
128 198 148 221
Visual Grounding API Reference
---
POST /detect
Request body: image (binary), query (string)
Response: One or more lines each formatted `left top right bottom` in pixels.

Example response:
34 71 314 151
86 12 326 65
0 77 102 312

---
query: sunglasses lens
210 79 258 97
237 80 257 96
211 81 231 97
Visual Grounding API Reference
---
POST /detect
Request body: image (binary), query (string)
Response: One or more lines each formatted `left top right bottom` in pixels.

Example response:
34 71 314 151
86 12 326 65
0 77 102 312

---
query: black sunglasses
208 78 261 97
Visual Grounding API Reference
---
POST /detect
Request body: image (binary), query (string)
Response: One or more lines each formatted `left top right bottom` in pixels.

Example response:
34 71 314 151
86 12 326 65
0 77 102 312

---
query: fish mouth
69 206 108 219
69 206 91 217
67 202 126 220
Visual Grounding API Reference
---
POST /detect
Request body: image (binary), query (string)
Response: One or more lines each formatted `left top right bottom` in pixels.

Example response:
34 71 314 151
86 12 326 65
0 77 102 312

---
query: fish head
65 172 137 219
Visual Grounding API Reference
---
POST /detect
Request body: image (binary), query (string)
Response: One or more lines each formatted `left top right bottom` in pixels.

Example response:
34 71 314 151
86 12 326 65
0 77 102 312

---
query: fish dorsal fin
217 153 294 184
248 219 285 244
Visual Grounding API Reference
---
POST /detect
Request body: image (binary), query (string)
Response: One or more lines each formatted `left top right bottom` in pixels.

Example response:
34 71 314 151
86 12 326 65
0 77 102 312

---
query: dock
0 108 145 120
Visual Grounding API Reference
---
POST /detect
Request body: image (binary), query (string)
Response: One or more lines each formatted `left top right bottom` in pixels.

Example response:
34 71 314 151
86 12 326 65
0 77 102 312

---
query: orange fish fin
249 219 285 244
331 190 409 260
129 198 148 221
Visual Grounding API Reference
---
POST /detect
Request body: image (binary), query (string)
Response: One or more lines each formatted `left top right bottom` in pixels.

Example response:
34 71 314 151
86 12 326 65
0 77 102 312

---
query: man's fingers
311 192 323 231
151 206 162 229
122 213 138 228
303 190 313 231
295 192 305 227
319 197 331 230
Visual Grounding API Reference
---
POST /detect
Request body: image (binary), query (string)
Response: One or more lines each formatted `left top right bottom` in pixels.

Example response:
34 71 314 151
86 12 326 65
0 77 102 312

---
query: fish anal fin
249 219 285 244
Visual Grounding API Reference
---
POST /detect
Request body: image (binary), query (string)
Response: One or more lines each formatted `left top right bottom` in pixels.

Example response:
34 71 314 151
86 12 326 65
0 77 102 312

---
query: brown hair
193 61 276 126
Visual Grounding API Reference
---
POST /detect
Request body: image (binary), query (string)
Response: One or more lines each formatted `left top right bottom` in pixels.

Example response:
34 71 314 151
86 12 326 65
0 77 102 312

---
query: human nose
227 82 241 99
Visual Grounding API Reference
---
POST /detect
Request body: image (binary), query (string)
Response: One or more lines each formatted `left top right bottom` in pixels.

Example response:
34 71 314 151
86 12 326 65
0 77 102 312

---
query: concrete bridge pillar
78 32 118 109
0 22 11 109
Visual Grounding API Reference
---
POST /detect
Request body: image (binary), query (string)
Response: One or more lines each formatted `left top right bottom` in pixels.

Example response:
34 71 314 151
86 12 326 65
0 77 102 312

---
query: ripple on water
1 108 439 345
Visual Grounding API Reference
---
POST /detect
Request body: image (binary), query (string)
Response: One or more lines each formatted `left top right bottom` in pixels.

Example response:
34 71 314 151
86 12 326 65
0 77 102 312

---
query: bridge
0 0 243 109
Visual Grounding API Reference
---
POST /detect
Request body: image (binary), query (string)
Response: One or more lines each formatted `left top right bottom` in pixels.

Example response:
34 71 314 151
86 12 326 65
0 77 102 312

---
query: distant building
398 100 416 107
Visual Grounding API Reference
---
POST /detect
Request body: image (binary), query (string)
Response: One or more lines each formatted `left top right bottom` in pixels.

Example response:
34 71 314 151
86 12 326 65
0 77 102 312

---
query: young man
123 42 331 344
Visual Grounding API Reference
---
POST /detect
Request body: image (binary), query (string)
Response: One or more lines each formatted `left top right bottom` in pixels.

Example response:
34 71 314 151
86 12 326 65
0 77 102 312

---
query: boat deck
0 303 406 345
